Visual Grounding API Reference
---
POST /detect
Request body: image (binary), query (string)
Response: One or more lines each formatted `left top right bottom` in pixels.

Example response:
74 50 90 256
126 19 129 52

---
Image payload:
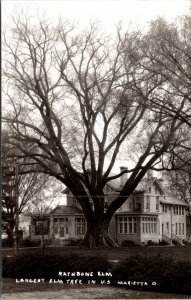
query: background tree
137 15 191 126
127 15 191 171
2 131 61 247
2 13 185 248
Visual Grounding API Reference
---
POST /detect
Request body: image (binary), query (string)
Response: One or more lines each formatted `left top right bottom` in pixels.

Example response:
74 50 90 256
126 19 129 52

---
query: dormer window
148 187 151 193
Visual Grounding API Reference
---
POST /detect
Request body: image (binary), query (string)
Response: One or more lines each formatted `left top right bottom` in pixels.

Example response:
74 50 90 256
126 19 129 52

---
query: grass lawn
2 245 191 261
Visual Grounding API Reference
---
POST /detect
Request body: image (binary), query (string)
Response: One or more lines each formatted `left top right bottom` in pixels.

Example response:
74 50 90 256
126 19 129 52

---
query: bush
112 255 191 295
183 240 188 245
2 253 111 282
121 240 136 247
172 239 182 246
159 240 169 246
18 238 41 248
146 240 154 246
2 238 14 248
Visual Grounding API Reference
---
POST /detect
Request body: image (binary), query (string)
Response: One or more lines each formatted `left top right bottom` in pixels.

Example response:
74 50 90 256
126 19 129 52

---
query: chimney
120 166 128 187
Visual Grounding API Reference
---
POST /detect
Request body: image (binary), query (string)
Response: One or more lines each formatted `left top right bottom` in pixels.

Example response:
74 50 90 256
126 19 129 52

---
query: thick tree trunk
80 218 119 248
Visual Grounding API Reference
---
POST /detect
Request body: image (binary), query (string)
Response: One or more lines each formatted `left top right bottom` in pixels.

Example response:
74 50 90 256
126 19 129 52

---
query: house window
118 217 137 234
174 206 180 215
119 217 127 234
53 218 59 234
176 206 178 215
142 217 157 234
129 218 133 233
156 196 159 211
35 219 49 235
75 218 86 235
166 222 169 234
133 197 136 209
148 187 151 193
119 217 124 234
175 223 178 235
53 218 68 236
179 223 181 235
129 217 137 234
59 218 69 237
146 196 150 211
182 223 184 235
162 205 167 213
155 186 157 194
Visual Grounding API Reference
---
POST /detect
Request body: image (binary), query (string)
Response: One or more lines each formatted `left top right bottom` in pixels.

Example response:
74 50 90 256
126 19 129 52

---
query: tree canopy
2 12 190 247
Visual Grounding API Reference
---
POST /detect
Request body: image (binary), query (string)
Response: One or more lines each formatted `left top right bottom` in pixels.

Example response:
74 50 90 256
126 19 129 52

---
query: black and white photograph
1 1 191 299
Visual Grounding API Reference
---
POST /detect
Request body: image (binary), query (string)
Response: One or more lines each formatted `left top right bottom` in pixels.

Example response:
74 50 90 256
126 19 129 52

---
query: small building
30 205 86 245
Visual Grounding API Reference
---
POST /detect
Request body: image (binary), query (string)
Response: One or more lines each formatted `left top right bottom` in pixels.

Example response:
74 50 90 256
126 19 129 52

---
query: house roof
50 205 83 215
135 178 165 194
107 176 165 195
115 211 158 216
160 196 188 206
28 209 52 216
62 174 166 197
107 177 121 191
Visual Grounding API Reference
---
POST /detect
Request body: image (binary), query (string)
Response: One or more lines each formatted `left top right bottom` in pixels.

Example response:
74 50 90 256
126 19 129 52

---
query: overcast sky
2 0 190 30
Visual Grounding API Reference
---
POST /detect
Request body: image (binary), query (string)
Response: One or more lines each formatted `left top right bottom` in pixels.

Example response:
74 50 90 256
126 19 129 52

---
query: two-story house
29 169 188 245
111 173 187 245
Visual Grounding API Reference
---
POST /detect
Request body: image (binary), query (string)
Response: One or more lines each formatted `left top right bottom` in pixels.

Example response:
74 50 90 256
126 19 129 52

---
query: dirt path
2 285 190 300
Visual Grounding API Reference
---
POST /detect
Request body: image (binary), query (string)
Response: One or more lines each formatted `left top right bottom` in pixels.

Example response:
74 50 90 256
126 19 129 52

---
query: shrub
18 238 41 248
2 238 14 248
2 253 111 282
112 255 191 295
183 240 188 245
172 239 182 246
121 240 136 247
159 240 169 246
146 240 154 246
